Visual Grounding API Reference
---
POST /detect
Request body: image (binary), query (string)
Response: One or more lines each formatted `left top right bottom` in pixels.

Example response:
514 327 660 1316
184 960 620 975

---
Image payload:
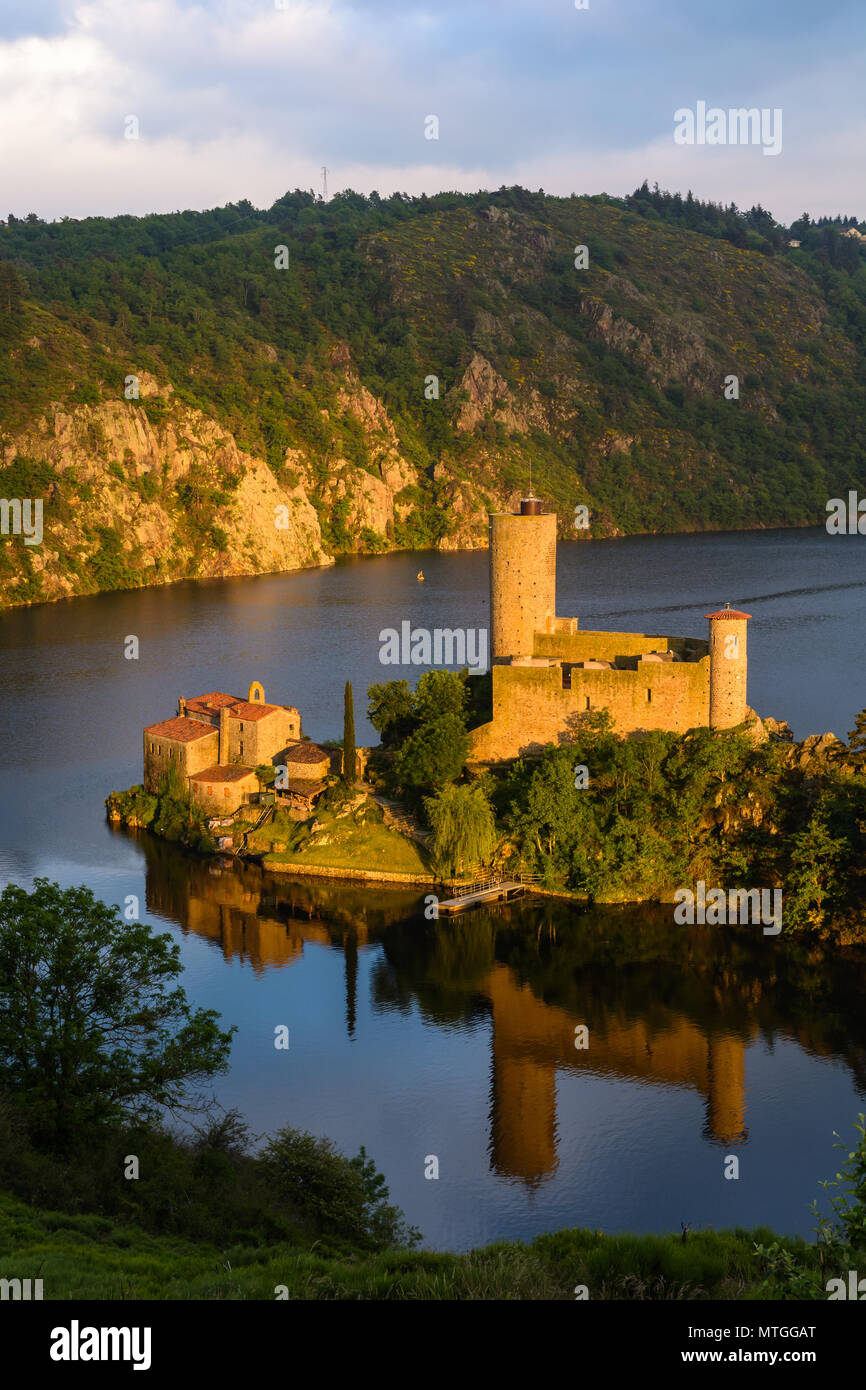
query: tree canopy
0 879 235 1144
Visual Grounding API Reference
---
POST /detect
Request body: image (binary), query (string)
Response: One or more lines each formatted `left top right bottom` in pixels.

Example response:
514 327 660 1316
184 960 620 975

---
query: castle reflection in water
134 833 866 1187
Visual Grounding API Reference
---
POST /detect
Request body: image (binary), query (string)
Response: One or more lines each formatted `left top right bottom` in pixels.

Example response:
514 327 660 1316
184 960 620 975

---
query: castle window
647 688 652 702
224 787 230 798
585 697 590 711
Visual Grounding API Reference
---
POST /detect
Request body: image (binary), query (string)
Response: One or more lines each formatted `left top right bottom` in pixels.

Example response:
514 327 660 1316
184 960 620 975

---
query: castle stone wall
533 630 708 663
708 615 749 729
490 511 557 660
470 657 710 761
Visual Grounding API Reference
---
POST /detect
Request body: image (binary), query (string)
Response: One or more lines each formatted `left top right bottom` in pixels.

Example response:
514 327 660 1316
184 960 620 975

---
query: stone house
143 680 305 815
283 742 331 780
143 716 219 792
188 764 259 815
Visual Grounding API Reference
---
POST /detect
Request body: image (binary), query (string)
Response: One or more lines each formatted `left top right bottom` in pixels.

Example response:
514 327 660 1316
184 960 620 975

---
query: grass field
0 1191 828 1300
251 803 433 879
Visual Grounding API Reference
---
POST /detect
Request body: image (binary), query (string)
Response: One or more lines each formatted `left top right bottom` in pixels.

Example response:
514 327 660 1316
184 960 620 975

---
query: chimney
219 706 230 765
178 696 186 717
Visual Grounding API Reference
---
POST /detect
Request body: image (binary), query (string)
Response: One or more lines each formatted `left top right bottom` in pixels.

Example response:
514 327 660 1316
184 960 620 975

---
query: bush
260 1127 420 1249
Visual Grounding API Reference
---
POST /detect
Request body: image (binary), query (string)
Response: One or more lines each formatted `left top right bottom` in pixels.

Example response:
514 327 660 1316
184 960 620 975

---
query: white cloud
0 0 862 223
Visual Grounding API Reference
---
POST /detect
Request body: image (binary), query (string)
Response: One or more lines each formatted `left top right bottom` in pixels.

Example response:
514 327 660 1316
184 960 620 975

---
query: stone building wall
189 770 258 815
470 654 710 761
489 511 557 660
225 707 297 765
707 615 749 729
143 727 219 792
533 630 708 663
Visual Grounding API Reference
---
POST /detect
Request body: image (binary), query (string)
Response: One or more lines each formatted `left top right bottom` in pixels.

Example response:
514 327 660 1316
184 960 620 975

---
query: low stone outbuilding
189 764 259 814
284 742 331 780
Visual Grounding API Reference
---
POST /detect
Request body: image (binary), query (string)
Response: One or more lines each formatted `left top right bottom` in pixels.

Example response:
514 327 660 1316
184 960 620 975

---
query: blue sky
0 0 863 223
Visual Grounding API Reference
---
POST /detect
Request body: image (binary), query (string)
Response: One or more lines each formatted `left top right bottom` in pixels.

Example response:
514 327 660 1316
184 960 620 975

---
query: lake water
1 526 866 1250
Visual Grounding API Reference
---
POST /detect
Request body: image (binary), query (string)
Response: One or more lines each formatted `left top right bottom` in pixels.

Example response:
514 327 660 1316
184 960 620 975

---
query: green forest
367 671 866 944
1 184 866 605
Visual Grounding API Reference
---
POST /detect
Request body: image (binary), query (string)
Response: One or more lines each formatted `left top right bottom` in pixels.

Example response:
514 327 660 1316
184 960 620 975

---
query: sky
0 0 863 225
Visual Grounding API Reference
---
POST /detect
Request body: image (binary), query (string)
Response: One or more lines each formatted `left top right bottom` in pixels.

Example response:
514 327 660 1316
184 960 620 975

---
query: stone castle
471 497 752 761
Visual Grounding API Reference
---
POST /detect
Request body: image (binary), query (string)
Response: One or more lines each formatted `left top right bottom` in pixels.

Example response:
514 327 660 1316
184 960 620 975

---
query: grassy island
108 672 866 943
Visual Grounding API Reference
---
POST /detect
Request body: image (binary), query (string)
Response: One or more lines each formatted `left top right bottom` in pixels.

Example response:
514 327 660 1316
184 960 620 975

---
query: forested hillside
1 184 865 607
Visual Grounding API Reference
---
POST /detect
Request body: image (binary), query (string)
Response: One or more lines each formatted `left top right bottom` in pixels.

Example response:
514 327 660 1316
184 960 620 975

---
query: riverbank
0 1188 832 1300
107 782 440 883
106 706 866 942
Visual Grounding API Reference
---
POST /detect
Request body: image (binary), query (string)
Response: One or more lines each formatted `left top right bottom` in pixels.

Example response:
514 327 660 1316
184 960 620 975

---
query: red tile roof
705 609 752 621
230 701 280 721
144 717 217 743
285 742 330 764
189 764 258 783
186 692 242 714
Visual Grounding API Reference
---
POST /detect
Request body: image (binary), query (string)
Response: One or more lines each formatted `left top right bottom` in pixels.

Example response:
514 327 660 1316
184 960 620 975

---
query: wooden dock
438 877 528 915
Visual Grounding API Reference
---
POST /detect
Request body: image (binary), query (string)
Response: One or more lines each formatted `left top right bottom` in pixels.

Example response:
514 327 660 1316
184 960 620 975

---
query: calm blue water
1 527 865 1250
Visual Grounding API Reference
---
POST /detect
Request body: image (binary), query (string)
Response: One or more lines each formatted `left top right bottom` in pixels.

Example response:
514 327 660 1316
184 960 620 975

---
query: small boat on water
417 571 424 582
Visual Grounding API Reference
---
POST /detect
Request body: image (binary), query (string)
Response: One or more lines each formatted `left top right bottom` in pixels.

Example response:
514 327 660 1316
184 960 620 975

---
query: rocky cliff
1 185 864 608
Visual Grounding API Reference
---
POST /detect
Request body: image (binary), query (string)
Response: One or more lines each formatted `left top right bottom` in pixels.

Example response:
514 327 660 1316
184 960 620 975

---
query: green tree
0 879 235 1145
394 712 469 792
816 1113 866 1251
343 679 357 784
785 801 848 930
367 679 415 747
260 1126 420 1249
0 261 25 327
507 744 600 887
847 708 866 764
413 669 468 724
424 782 496 879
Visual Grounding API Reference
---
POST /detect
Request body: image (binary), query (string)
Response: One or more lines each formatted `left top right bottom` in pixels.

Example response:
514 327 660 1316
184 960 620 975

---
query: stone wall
490 511 557 659
225 708 298 765
470 654 710 760
533 630 708 662
189 771 258 815
143 729 219 792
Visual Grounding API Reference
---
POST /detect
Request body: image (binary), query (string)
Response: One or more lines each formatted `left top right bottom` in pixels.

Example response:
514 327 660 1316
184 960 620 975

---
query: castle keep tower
490 497 557 661
706 606 751 729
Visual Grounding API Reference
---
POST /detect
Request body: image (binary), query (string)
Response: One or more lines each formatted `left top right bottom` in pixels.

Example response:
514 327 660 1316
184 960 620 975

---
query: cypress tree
847 709 866 765
343 680 356 785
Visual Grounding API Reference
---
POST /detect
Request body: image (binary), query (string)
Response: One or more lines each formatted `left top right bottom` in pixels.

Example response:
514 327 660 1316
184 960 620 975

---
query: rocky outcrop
1 389 332 606
450 352 549 434
0 342 520 607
